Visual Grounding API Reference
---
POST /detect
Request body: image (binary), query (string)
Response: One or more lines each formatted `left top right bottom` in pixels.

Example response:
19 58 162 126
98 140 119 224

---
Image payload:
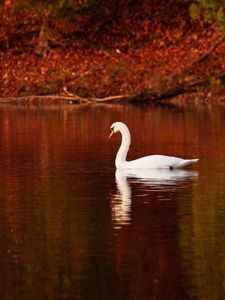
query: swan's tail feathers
176 158 199 168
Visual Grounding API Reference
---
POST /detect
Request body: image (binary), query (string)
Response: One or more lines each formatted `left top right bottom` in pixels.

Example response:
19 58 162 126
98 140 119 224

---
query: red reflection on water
0 104 224 300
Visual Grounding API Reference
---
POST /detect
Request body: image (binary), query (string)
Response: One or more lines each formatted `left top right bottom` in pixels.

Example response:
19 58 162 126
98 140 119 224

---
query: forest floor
1 0 225 105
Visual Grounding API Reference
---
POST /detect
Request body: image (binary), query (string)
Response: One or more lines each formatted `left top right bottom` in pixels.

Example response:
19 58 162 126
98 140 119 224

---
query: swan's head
109 122 127 139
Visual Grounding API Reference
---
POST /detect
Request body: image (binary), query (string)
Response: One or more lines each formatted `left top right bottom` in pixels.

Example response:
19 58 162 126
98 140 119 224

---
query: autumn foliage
1 0 225 102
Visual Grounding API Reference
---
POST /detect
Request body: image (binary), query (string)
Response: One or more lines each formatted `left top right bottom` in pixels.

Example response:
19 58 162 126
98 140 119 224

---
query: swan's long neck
115 126 131 168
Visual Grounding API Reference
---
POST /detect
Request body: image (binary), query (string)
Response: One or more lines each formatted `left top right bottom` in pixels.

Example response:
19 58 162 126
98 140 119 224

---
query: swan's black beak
109 128 114 139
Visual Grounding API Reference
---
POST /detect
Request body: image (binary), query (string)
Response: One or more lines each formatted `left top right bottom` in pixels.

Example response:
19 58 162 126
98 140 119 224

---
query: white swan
109 122 199 169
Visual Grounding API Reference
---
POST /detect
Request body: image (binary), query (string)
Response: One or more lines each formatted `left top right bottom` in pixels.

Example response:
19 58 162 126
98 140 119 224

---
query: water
0 104 224 300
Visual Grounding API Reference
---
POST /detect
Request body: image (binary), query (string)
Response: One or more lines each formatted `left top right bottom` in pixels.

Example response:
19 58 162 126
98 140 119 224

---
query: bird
109 122 199 170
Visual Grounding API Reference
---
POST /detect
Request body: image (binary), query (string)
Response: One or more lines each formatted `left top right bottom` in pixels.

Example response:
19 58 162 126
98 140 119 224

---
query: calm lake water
0 103 224 300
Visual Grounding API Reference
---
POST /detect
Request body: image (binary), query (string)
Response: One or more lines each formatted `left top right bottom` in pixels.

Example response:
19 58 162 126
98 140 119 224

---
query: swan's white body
109 122 199 170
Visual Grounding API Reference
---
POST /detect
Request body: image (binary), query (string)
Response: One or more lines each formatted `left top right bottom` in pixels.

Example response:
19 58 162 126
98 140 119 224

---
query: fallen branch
0 93 131 104
1 71 225 105
0 94 88 104
129 71 225 103
192 36 224 65
89 94 131 103
173 36 225 80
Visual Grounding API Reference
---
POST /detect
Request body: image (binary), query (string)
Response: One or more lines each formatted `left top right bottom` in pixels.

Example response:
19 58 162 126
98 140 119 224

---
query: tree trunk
35 11 50 57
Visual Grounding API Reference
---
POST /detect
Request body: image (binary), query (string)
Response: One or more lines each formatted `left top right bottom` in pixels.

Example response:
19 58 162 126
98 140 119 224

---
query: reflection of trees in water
180 166 225 300
0 105 225 299
111 169 200 299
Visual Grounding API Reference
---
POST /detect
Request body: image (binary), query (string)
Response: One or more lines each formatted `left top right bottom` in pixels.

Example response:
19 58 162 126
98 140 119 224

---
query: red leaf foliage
0 0 225 98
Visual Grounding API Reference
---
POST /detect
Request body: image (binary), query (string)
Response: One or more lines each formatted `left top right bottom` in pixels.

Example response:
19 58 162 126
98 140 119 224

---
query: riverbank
1 1 225 105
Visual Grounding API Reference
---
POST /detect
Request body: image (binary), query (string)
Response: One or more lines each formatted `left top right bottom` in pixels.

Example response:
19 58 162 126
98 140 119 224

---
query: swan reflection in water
111 169 198 229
